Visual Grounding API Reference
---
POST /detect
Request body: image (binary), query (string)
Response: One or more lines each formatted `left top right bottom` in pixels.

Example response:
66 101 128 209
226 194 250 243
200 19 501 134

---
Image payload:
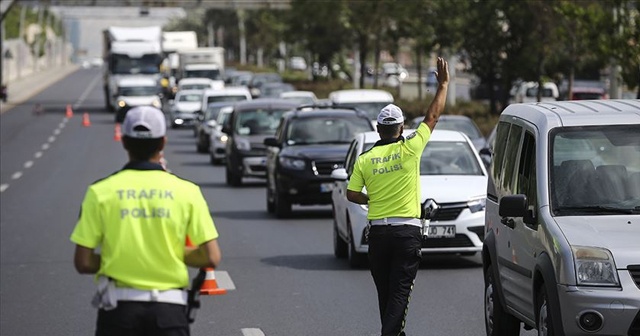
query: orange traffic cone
82 113 91 127
199 267 227 296
65 104 73 118
185 236 226 296
114 123 122 141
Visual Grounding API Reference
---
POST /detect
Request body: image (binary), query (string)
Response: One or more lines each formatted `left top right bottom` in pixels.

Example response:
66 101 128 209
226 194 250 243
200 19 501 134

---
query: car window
178 94 202 102
235 109 289 135
435 119 483 139
551 125 640 213
501 125 523 194
205 106 223 121
285 117 372 145
525 87 554 98
181 84 209 90
208 95 248 104
516 131 537 222
491 121 511 190
337 102 390 120
420 141 484 176
119 86 158 96
217 111 231 126
345 139 359 176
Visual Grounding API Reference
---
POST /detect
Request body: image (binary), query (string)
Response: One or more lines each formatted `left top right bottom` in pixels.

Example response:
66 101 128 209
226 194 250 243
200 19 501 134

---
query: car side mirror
221 122 231 134
263 137 280 148
499 194 527 218
206 120 218 128
479 147 492 156
330 168 348 181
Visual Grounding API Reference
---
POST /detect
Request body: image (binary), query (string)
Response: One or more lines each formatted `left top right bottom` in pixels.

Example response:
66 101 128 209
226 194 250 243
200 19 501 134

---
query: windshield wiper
555 206 639 214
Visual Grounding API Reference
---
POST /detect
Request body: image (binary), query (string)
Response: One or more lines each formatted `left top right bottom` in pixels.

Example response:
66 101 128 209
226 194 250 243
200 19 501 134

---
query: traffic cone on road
114 123 122 141
199 268 227 296
82 113 91 127
185 236 226 296
65 104 73 118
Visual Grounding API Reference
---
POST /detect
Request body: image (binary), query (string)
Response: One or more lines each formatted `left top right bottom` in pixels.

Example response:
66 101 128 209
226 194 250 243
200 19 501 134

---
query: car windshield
362 140 484 176
551 125 640 215
235 109 289 135
286 117 372 145
337 102 390 120
181 84 209 90
185 69 221 80
178 94 202 102
262 85 294 98
217 111 232 125
207 95 248 104
432 118 483 139
119 86 158 96
205 106 226 121
283 96 316 106
111 54 160 74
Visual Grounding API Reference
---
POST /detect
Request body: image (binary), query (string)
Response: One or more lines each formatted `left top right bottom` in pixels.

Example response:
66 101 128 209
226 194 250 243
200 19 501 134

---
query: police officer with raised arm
346 57 449 336
71 106 221 336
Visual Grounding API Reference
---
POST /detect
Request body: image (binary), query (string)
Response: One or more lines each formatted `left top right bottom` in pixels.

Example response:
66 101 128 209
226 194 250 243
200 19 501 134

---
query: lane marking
0 184 8 193
11 172 23 180
24 161 34 169
54 129 61 135
35 152 43 158
42 144 50 150
48 136 56 143
215 271 236 291
241 328 266 336
73 74 102 109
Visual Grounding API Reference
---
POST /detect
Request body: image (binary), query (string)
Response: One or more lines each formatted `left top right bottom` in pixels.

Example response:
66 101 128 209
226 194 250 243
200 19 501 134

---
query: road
0 68 534 336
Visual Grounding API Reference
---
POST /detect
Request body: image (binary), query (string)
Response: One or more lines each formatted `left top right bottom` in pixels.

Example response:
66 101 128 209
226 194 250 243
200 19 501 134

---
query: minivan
483 99 640 336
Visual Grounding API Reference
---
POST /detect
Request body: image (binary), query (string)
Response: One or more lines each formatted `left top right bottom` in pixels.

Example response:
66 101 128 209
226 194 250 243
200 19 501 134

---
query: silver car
208 106 233 165
483 99 640 336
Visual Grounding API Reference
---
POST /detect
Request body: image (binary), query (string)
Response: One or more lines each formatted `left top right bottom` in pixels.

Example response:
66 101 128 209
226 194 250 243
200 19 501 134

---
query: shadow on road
211 208 331 220
261 254 352 271
180 160 212 166
211 209 268 220
419 254 482 269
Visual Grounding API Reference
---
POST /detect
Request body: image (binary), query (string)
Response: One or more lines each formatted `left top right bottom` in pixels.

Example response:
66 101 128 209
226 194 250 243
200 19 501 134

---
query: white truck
102 26 163 112
177 48 225 83
161 31 198 96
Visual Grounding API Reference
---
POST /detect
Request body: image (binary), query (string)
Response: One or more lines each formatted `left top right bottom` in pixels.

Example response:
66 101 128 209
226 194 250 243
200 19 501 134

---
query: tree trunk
358 34 368 89
373 34 381 89
567 65 575 101
416 48 423 101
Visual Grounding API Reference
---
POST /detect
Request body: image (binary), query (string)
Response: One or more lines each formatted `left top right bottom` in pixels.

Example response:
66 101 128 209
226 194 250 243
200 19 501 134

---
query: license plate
426 225 455 238
320 182 334 192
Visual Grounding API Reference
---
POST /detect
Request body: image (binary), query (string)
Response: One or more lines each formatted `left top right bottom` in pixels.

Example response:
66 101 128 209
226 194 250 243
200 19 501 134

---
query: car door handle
501 217 515 229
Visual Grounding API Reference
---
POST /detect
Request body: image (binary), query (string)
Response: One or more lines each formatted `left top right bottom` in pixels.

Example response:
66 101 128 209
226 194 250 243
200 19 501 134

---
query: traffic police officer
347 57 449 336
71 106 221 336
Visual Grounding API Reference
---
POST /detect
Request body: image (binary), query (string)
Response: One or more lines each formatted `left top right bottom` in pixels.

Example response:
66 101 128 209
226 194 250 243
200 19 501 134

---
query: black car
221 99 299 186
263 107 374 218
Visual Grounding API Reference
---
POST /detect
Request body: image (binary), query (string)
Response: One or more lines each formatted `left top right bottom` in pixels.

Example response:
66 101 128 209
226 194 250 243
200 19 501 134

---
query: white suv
331 129 488 268
483 99 640 336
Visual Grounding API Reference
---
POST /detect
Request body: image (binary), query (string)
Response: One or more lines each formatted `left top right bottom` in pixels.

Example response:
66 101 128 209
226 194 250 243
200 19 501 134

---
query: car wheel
274 187 291 218
484 263 521 336
333 206 347 259
537 285 555 336
196 135 208 153
226 167 242 186
210 154 216 165
347 222 367 268
266 179 275 214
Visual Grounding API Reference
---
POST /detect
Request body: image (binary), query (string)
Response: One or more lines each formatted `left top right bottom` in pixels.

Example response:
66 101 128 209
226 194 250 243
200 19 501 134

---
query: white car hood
174 101 201 113
120 96 157 106
554 216 640 268
418 175 487 203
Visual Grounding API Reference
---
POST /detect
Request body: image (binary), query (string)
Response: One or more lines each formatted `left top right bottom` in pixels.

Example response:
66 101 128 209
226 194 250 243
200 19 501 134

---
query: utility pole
237 9 246 65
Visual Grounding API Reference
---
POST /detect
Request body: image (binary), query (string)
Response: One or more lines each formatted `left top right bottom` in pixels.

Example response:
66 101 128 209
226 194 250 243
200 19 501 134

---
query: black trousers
368 225 423 336
96 301 189 336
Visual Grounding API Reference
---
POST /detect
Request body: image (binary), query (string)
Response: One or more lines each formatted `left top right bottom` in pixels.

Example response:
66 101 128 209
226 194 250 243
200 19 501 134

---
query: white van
483 99 640 336
512 81 559 103
328 89 394 123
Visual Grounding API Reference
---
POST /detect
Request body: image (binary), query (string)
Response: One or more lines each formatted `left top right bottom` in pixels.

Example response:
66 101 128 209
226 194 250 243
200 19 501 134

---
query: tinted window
501 125 523 194
178 94 202 102
185 69 221 80
516 132 537 220
286 117 372 145
421 141 484 175
491 122 511 186
235 109 289 135
207 95 248 104
119 86 158 96
181 84 209 90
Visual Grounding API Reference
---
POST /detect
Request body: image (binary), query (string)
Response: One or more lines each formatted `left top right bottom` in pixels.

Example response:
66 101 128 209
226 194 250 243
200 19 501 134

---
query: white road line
59 121 66 128
215 271 236 291
42 143 50 150
62 117 68 124
73 75 102 109
24 161 34 169
241 328 266 336
35 151 43 158
48 136 56 143
0 184 8 193
11 172 23 180
54 129 61 135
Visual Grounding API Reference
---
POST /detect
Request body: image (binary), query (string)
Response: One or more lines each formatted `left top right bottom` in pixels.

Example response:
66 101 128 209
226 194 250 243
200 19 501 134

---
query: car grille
432 203 466 221
422 234 475 248
629 265 640 290
313 161 343 176
629 310 640 336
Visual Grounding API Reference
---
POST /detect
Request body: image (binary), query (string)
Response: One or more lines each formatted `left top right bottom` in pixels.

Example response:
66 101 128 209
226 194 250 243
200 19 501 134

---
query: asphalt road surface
0 68 535 336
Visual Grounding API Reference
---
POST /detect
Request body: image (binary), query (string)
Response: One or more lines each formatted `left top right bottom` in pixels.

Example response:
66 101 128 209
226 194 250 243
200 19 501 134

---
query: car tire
266 180 275 214
333 207 347 259
347 223 367 269
537 285 555 336
226 167 242 186
274 188 291 218
484 263 521 336
196 135 208 153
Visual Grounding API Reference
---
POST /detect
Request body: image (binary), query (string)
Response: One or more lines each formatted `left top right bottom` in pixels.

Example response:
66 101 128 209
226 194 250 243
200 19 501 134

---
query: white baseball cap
377 104 404 125
122 106 166 139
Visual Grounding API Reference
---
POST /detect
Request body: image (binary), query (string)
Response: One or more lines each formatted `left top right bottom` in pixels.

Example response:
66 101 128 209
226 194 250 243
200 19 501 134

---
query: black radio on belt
186 269 206 323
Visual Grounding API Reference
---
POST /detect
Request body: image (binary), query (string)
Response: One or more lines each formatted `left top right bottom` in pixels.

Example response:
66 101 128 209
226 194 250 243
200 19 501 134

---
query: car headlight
467 196 486 213
152 99 161 108
175 119 184 125
572 246 620 287
220 134 228 143
117 100 126 108
279 157 305 170
235 138 251 151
